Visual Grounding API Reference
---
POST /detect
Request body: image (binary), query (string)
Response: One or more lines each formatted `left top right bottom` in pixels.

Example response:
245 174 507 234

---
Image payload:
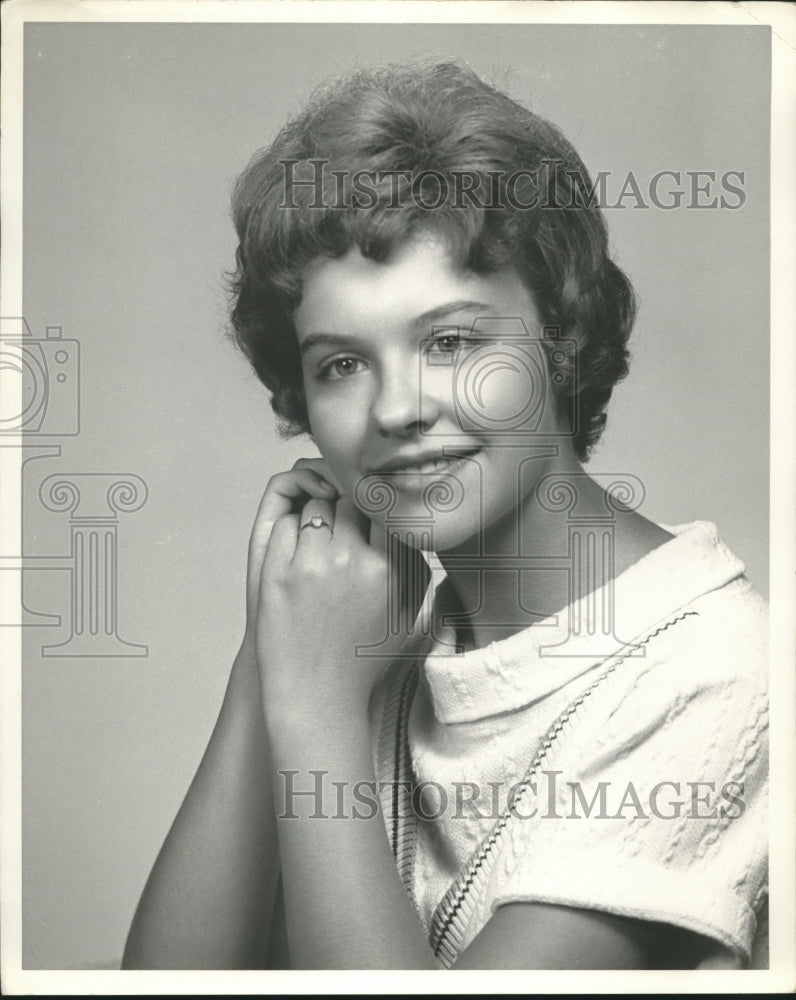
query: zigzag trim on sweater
386 609 701 967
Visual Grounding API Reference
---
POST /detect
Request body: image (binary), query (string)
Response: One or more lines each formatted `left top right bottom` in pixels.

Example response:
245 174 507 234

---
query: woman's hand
251 469 430 736
242 458 340 659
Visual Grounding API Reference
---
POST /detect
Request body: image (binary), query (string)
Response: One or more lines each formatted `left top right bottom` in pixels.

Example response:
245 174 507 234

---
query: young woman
122 62 768 971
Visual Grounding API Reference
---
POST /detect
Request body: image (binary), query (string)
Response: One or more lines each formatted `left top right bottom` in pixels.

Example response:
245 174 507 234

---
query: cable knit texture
370 521 769 967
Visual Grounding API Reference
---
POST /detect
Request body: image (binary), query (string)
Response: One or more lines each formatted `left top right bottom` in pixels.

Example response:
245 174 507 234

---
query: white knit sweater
370 521 769 967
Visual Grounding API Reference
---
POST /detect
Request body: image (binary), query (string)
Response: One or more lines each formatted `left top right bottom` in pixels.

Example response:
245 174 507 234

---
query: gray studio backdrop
19 22 769 969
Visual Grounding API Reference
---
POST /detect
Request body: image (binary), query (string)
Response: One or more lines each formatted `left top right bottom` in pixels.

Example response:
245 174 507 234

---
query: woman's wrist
263 685 371 756
259 642 377 727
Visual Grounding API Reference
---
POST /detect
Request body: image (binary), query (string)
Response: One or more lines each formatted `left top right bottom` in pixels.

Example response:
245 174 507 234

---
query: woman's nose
371 359 441 437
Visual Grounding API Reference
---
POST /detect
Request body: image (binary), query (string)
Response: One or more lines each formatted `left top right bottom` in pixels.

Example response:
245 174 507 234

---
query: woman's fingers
292 457 342 494
248 464 338 570
257 468 338 523
262 513 299 573
251 458 337 569
296 498 336 551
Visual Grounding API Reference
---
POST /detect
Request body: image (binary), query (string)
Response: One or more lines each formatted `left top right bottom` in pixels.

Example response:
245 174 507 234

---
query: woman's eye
319 357 364 380
426 332 463 356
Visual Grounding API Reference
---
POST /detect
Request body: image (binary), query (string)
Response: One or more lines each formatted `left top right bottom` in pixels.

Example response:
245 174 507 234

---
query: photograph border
1 0 794 994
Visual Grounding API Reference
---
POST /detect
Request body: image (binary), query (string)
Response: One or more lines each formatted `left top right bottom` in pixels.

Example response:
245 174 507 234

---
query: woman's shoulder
684 572 768 651
646 521 768 686
607 518 765 669
556 519 769 768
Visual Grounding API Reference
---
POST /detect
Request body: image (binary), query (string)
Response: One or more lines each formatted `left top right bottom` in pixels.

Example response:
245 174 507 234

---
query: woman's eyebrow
299 332 356 356
299 301 493 355
413 300 493 328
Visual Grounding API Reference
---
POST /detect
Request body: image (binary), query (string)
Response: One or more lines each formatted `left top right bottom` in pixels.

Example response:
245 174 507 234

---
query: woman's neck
436 457 673 653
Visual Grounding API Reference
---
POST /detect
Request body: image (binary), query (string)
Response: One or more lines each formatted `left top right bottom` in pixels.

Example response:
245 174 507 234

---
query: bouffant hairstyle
229 61 635 460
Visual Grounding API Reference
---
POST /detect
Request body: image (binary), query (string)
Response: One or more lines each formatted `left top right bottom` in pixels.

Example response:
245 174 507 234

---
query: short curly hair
229 61 635 461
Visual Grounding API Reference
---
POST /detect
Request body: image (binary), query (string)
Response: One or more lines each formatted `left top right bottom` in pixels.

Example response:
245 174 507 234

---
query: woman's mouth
369 449 483 490
392 454 475 475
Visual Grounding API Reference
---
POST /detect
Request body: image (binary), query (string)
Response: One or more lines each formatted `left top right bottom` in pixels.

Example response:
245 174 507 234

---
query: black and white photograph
1 0 794 993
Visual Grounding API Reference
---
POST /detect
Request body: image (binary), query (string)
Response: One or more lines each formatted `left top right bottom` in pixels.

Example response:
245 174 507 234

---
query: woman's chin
371 512 482 556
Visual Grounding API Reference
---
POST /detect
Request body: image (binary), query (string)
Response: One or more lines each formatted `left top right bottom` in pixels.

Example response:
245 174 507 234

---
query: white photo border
1 0 794 994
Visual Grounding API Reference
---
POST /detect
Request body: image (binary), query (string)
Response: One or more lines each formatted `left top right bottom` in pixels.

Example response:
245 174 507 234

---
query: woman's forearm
122 643 280 969
268 712 440 970
252 496 438 969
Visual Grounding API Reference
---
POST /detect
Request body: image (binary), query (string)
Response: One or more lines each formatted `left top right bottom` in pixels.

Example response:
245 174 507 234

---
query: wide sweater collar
422 521 745 724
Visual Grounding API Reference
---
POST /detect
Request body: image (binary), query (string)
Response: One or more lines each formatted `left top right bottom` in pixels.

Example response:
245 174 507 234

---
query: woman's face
293 233 571 552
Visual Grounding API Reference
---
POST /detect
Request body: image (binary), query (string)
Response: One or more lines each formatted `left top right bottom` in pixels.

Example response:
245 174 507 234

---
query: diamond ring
301 514 333 532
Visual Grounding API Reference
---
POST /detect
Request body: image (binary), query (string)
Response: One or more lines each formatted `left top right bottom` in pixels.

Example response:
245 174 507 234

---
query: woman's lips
371 447 482 475
372 450 483 490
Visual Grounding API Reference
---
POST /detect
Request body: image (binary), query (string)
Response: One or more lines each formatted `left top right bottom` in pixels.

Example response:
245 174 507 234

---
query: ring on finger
298 494 335 535
300 513 333 534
